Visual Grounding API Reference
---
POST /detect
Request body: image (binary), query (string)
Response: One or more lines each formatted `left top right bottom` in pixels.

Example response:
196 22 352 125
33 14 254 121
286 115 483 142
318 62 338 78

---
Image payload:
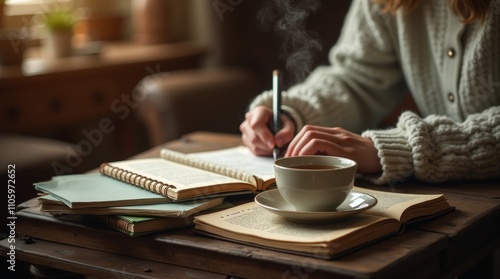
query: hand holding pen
239 70 295 158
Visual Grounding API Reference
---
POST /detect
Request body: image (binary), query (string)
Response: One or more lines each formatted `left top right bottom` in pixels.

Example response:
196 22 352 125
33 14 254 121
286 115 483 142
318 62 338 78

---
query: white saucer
255 189 377 224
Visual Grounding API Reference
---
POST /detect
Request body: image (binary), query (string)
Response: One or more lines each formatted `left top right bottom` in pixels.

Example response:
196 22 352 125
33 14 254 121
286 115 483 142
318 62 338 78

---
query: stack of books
35 173 227 236
35 146 276 236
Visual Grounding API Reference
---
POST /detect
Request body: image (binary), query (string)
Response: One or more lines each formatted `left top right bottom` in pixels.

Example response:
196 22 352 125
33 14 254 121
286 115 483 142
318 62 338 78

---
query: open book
193 186 452 259
99 146 275 201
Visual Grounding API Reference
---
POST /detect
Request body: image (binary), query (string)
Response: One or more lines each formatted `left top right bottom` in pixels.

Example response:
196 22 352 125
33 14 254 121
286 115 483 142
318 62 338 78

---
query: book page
195 202 390 244
189 146 274 177
161 146 275 188
355 186 448 223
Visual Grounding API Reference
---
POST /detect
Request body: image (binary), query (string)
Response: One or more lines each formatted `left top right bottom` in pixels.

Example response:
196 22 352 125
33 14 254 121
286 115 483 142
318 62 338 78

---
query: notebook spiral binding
99 163 176 198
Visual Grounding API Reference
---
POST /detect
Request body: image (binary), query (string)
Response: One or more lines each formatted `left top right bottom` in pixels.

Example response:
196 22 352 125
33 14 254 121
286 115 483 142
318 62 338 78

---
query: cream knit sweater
249 0 500 185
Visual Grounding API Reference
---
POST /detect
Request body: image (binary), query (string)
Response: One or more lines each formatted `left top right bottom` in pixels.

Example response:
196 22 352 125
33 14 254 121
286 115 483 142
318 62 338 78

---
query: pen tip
273 148 279 161
273 69 281 76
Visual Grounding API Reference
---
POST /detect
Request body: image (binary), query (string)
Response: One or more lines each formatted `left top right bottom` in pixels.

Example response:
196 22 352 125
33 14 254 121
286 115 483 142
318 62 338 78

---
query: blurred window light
5 0 73 16
8 0 40 4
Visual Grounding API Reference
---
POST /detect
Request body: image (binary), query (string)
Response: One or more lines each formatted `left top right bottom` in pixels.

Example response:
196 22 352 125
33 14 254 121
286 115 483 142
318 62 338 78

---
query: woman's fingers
285 125 382 174
240 106 281 156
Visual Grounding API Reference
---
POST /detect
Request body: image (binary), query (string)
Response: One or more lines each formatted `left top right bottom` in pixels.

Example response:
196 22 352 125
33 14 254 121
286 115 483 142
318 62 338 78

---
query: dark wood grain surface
6 131 500 279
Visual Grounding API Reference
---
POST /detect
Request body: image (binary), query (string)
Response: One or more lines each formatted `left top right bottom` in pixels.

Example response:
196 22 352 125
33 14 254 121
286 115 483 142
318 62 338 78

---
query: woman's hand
285 125 382 174
240 106 295 156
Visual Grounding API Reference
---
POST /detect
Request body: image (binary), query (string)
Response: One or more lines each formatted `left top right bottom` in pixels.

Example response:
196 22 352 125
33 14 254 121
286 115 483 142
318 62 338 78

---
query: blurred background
0 0 352 211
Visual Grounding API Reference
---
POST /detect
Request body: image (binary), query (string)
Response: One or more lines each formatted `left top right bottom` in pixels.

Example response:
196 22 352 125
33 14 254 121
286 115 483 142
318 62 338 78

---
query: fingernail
268 140 275 149
275 137 284 147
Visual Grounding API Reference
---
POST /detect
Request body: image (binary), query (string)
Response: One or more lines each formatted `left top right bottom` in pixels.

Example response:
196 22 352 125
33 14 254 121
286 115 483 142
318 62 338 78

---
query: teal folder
34 173 172 208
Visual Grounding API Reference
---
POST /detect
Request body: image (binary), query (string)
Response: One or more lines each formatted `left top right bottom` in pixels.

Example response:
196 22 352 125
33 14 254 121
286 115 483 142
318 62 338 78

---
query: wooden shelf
0 41 206 83
0 41 206 159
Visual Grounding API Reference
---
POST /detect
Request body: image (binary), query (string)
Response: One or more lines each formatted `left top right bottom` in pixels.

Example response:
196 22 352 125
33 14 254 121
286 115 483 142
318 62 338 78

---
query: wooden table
2 132 499 279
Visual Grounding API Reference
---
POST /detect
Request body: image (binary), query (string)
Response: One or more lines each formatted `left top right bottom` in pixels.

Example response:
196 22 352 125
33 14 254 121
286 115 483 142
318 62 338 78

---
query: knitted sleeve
361 106 500 185
249 0 407 134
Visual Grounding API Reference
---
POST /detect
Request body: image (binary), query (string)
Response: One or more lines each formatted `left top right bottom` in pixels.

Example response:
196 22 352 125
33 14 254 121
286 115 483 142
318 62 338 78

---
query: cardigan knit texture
249 0 500 185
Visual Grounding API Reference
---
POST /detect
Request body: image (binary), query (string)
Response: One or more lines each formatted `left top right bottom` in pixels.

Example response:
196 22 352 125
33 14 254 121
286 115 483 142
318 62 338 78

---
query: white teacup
274 156 357 212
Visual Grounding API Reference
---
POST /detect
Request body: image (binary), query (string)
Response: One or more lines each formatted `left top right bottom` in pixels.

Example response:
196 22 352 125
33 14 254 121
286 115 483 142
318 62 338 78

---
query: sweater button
447 92 455 102
447 48 455 58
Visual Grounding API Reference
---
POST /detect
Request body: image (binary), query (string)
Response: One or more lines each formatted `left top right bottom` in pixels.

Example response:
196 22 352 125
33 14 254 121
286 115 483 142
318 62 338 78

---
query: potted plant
42 5 77 57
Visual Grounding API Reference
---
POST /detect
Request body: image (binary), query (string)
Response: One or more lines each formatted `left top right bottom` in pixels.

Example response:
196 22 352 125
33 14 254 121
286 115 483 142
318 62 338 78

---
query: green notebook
95 201 234 236
96 215 193 236
34 173 172 208
39 194 224 217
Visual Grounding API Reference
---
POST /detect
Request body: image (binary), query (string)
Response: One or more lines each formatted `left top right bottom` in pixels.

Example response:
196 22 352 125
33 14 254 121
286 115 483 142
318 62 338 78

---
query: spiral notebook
99 146 276 201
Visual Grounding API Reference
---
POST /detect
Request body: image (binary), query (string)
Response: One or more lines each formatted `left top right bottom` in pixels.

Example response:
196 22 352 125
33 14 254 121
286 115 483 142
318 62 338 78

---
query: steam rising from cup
257 0 323 86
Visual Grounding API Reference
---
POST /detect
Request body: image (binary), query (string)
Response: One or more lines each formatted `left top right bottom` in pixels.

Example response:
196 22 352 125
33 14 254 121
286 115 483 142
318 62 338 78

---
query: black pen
272 69 282 160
